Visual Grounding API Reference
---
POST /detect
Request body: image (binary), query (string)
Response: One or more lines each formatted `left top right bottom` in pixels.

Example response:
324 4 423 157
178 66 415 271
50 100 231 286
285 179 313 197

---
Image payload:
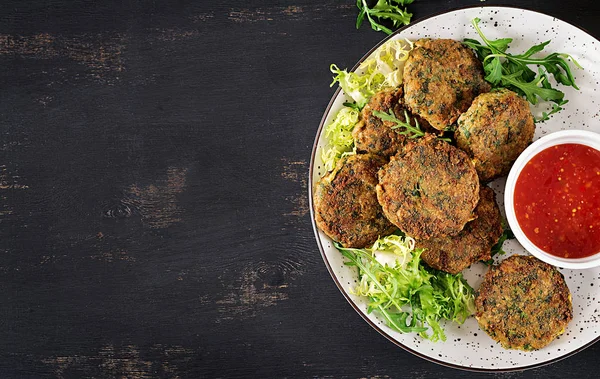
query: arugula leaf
483 228 516 265
463 38 491 61
372 109 452 142
500 71 564 104
536 99 569 123
484 56 503 85
356 0 414 35
466 18 582 116
520 40 551 59
372 109 424 138
355 1 366 29
470 18 512 53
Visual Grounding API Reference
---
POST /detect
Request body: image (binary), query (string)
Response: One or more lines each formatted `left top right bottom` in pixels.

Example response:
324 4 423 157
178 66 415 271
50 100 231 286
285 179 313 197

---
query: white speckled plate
309 6 600 372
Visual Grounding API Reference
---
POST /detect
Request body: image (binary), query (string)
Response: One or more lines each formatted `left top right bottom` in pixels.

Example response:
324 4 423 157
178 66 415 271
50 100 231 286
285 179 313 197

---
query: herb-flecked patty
475 255 573 351
376 134 480 240
313 154 396 248
417 186 503 274
353 87 431 158
456 89 535 181
403 39 491 131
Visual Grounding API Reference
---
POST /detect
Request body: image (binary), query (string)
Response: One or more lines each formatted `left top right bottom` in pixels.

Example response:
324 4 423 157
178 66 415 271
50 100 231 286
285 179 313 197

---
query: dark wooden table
1 1 598 377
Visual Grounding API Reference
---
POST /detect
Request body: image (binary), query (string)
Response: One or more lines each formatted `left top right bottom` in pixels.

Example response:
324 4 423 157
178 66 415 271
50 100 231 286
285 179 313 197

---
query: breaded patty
313 154 396 248
353 87 431 158
456 89 535 181
376 134 480 239
417 186 503 274
404 39 491 130
475 255 573 351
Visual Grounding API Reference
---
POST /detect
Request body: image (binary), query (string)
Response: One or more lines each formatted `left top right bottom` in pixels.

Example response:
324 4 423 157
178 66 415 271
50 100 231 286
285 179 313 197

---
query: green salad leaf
356 0 415 35
322 39 413 172
464 17 582 121
320 107 359 172
330 38 413 109
483 227 516 266
372 109 424 139
330 64 381 110
337 235 475 342
372 109 453 142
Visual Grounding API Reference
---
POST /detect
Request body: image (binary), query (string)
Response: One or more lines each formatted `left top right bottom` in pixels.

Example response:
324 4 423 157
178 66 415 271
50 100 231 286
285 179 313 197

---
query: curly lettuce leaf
330 39 413 108
322 39 413 172
320 107 359 172
337 235 475 342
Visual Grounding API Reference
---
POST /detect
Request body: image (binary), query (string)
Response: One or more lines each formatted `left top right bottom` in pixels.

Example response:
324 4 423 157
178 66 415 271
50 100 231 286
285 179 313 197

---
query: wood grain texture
0 0 598 378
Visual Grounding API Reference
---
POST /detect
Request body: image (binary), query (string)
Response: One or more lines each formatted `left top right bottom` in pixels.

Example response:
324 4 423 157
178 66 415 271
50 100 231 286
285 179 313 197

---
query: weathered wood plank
0 0 598 378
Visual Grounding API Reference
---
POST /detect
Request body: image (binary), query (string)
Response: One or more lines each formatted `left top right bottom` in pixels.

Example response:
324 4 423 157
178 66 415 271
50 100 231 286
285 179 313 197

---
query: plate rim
308 4 600 372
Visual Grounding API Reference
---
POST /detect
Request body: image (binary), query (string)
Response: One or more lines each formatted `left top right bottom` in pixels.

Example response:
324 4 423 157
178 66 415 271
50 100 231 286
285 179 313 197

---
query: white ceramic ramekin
505 130 600 269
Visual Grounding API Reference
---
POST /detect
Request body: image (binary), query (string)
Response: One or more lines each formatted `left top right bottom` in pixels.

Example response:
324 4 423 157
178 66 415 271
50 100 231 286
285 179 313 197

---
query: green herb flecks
463 18 582 121
356 0 415 35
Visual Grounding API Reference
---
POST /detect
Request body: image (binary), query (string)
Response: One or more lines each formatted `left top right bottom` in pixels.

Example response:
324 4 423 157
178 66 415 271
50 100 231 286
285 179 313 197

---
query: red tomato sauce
514 143 600 259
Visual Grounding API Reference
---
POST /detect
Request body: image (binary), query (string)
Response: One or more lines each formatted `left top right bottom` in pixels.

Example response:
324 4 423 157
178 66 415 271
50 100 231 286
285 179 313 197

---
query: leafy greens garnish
483 227 516 266
372 109 424 138
322 39 414 171
373 109 452 142
336 235 475 342
463 18 582 122
356 0 415 35
330 39 413 109
321 107 359 172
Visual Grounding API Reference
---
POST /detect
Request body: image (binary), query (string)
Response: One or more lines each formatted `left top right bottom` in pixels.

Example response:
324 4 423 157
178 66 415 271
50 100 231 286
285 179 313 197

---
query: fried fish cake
475 255 573 351
353 87 431 158
417 186 503 274
313 154 396 248
456 89 536 181
376 134 480 239
404 39 491 130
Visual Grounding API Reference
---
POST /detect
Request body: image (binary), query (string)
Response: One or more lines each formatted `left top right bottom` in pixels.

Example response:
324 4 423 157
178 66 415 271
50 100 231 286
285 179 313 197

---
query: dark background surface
0 0 598 378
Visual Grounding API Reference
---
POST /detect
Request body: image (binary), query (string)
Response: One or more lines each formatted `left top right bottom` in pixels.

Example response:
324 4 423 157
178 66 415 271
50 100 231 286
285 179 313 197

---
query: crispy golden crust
475 255 573 351
417 186 503 274
404 39 491 131
376 134 480 239
456 89 535 181
353 87 432 158
313 154 396 248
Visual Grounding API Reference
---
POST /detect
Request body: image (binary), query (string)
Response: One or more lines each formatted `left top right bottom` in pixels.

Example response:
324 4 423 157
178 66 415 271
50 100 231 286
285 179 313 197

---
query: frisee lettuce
320 107 359 172
337 235 475 342
321 39 414 171
330 38 413 109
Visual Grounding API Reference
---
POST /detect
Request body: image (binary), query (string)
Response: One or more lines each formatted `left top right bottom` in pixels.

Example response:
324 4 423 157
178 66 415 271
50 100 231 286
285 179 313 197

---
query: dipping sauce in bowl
505 130 600 269
514 144 600 258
